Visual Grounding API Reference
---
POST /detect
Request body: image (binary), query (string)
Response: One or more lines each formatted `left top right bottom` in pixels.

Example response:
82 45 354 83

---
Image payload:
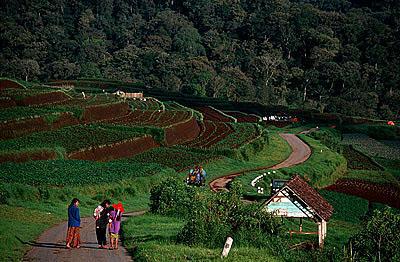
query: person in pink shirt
108 202 124 250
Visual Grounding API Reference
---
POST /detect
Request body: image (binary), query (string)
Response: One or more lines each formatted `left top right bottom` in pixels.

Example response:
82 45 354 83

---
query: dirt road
24 211 145 262
209 133 311 192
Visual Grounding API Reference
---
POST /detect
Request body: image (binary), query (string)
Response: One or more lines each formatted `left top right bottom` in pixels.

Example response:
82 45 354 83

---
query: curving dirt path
209 133 312 192
24 211 145 262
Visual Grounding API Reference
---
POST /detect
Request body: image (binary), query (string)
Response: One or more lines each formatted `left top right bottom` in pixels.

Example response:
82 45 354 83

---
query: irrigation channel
209 133 312 192
24 133 310 261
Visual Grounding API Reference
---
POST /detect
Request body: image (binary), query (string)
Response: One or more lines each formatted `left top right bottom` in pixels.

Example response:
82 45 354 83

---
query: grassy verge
122 214 281 262
195 131 291 181
0 206 61 261
342 169 400 186
280 134 347 188
121 189 373 261
0 166 179 261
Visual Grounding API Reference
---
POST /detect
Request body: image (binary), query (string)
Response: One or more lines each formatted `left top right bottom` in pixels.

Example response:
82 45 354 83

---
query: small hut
262 175 333 248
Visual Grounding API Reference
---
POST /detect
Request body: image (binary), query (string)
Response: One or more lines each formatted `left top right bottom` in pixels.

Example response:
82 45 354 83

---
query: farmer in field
199 166 207 186
66 198 81 249
108 202 125 250
93 200 114 249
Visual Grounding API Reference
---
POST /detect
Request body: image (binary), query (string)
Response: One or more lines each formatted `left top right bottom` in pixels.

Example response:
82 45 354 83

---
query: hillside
0 79 399 261
1 0 400 119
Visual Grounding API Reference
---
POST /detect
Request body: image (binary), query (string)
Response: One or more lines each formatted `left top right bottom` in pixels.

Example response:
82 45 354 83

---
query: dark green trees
1 0 399 118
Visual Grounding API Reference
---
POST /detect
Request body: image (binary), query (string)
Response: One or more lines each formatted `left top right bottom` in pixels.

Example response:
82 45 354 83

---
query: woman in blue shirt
66 198 81 249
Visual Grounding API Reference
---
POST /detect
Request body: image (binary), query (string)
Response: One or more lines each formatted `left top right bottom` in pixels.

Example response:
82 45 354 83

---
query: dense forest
1 0 399 118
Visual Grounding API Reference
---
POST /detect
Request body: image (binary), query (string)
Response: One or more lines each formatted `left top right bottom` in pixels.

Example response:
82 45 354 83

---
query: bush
307 128 342 153
346 208 400 262
176 181 282 248
149 177 196 218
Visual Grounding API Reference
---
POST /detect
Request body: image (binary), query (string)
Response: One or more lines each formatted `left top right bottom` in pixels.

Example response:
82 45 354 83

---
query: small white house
262 175 333 248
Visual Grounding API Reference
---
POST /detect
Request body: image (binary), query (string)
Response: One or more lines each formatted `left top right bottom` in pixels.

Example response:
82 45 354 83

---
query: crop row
0 149 57 163
193 106 234 122
0 124 141 153
0 102 131 141
68 136 159 161
325 178 400 208
163 101 188 111
0 79 24 89
212 123 261 149
122 147 220 171
0 160 162 186
223 111 261 123
0 89 70 107
183 121 234 148
128 97 164 111
342 133 400 160
107 109 192 128
0 94 125 122
342 146 382 171
0 112 79 140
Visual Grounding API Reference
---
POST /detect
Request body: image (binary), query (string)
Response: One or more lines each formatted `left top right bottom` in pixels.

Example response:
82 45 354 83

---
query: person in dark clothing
93 200 114 249
66 198 81 249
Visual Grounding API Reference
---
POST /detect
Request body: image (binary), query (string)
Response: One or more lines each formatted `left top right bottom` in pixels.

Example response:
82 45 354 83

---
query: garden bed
193 106 234 122
81 102 131 122
342 145 383 171
18 91 70 106
0 150 57 163
68 136 158 161
183 121 235 148
342 133 400 160
0 79 24 90
0 113 79 140
325 179 400 208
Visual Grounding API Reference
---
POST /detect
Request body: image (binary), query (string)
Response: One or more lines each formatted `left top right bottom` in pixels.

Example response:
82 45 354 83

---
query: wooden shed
262 175 333 248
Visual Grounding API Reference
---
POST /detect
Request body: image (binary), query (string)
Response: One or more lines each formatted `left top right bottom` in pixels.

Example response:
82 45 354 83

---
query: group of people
186 165 207 186
66 198 124 250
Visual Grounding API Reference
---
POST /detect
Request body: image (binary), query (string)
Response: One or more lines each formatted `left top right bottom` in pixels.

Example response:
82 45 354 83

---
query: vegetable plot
212 123 261 149
122 147 220 171
183 121 234 148
0 160 163 186
325 179 400 208
342 133 400 160
0 125 141 153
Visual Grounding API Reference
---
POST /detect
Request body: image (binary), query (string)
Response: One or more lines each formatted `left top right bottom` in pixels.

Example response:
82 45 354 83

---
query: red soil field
68 136 159 161
325 179 400 208
0 150 57 163
165 117 201 146
0 113 79 140
0 79 24 90
184 121 234 148
19 91 70 106
82 102 131 122
224 111 260 123
108 110 192 128
194 106 234 122
0 97 17 108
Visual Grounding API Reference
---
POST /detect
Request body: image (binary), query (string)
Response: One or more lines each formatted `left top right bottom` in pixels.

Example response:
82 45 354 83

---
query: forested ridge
1 0 399 118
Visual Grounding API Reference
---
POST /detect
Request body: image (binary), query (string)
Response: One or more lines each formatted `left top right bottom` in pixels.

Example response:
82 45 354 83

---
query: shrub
149 177 196 218
307 128 342 153
346 208 400 262
175 181 282 248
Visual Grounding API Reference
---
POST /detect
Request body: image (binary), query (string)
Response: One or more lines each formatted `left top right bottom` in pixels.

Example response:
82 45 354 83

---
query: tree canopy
1 0 399 118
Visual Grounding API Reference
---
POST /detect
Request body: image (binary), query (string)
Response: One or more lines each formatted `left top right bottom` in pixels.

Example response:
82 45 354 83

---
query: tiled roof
284 175 333 221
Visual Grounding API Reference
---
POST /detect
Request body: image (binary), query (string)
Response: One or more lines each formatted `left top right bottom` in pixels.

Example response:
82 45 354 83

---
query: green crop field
1 80 399 261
